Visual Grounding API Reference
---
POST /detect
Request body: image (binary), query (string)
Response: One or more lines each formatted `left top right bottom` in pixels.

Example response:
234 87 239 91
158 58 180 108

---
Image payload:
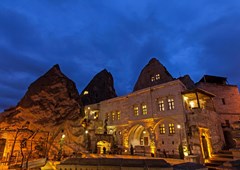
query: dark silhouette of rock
178 75 195 89
0 64 83 126
133 58 174 91
80 69 117 106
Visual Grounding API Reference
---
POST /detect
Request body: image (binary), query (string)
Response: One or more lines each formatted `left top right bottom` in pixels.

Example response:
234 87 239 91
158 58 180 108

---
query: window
105 113 110 120
158 100 165 111
117 111 121 120
142 104 147 115
151 76 155 82
156 74 160 80
83 91 89 95
222 98 226 105
112 112 115 121
169 123 175 134
159 124 165 134
134 106 139 116
168 98 175 110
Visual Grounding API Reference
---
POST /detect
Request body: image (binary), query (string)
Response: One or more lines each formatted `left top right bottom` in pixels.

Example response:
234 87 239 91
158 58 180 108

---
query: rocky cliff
178 75 195 89
80 69 117 106
0 64 86 157
133 58 174 91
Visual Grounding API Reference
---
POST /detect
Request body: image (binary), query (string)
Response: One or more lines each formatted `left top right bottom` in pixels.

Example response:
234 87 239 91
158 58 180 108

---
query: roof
198 75 227 85
181 88 215 97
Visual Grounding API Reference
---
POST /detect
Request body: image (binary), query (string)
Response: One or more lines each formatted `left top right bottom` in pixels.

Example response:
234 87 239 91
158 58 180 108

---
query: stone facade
0 58 239 167
84 80 225 162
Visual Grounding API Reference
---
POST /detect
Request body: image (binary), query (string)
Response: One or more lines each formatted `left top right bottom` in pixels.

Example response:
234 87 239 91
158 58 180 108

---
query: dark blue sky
1 0 240 111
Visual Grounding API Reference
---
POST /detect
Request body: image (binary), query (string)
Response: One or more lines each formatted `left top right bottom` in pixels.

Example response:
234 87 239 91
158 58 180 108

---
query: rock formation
0 64 82 126
178 75 195 89
133 58 174 91
0 64 86 158
80 69 117 106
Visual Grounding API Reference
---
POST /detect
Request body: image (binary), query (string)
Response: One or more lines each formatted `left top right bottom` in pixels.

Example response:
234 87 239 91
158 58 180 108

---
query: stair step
212 154 234 159
217 150 232 154
210 157 234 162
205 162 221 166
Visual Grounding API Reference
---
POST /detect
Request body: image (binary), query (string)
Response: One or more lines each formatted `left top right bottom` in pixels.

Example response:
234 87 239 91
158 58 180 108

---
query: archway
199 128 212 160
96 141 111 154
128 124 150 147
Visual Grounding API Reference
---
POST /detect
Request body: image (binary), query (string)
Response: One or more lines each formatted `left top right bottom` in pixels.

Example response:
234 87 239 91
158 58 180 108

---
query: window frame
169 123 175 134
159 124 165 134
168 98 175 110
133 106 139 116
142 104 148 115
158 99 165 111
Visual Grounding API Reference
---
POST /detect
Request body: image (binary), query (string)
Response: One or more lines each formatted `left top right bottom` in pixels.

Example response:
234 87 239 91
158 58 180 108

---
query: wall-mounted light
143 130 146 134
85 130 88 134
177 125 181 129
62 134 66 139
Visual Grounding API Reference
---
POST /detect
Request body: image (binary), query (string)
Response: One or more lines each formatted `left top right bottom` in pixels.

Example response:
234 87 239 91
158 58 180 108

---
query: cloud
0 1 240 111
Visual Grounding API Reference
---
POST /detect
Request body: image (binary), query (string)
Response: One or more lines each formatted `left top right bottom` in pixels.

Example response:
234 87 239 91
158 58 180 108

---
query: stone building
0 58 239 167
82 58 239 162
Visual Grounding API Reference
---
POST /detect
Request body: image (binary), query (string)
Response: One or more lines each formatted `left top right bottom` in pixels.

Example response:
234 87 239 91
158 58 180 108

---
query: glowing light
183 96 188 101
83 91 89 95
88 107 90 110
85 130 88 134
62 134 65 139
177 125 181 129
143 130 146 134
189 101 195 108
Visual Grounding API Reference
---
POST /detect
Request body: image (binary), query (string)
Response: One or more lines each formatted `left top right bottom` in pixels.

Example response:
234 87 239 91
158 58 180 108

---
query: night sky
0 1 240 112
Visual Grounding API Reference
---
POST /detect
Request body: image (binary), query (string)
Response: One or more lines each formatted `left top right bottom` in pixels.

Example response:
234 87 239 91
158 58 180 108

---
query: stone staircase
205 150 236 170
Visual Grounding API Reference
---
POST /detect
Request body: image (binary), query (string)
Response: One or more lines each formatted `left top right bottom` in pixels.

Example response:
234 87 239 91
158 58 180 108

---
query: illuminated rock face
0 64 82 126
80 69 117 106
133 58 174 92
0 65 85 159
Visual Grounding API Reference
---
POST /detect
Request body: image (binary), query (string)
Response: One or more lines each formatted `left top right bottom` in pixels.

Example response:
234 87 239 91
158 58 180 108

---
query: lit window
159 124 165 134
83 91 89 95
117 111 120 120
112 112 115 121
169 123 175 134
168 98 175 110
105 113 109 120
142 104 147 115
156 74 160 80
134 106 139 116
158 100 164 111
151 76 155 82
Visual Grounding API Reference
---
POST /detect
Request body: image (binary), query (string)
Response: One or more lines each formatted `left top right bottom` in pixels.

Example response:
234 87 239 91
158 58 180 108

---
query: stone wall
197 82 240 124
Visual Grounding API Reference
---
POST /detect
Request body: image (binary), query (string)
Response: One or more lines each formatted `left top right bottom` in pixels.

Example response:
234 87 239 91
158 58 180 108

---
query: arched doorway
199 128 212 160
128 124 150 147
97 141 111 154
